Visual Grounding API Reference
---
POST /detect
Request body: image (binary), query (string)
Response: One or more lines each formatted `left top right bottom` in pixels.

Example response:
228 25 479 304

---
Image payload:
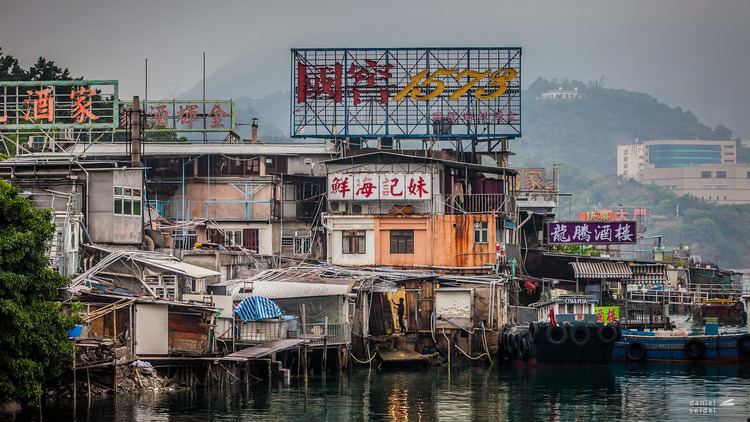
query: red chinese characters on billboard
291 48 521 139
328 173 432 201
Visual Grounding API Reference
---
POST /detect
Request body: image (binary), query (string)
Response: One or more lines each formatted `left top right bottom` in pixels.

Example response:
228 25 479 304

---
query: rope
453 344 489 361
350 347 378 364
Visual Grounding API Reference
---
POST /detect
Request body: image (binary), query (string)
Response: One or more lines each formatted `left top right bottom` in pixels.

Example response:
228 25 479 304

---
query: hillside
513 78 735 174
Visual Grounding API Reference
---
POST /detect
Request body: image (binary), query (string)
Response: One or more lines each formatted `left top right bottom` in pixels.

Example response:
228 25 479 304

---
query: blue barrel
704 317 719 336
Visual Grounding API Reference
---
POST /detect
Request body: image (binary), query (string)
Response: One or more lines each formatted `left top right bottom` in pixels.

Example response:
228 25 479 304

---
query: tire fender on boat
517 335 530 360
528 322 538 341
570 324 591 346
597 324 619 344
626 341 646 361
737 334 750 355
684 338 706 360
546 325 568 345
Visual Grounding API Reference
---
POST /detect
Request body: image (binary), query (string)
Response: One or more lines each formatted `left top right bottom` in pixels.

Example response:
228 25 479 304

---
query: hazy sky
2 0 749 137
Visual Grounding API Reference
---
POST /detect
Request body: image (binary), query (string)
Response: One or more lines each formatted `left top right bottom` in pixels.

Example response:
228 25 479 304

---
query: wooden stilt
87 368 91 408
72 348 77 411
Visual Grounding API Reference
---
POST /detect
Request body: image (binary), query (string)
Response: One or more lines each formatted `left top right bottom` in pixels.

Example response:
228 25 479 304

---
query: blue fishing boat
613 330 750 362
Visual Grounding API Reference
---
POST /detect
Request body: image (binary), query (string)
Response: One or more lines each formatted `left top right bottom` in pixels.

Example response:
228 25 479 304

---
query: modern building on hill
617 140 749 204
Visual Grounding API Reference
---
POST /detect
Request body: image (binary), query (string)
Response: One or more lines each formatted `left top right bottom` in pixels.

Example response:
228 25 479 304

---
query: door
135 304 168 355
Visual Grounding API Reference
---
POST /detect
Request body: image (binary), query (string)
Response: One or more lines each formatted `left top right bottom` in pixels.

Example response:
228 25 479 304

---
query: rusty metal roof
570 261 633 279
67 142 338 157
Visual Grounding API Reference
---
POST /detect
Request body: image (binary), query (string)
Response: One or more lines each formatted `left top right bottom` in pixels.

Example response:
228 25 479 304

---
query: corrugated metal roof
132 255 221 279
68 142 338 157
630 263 668 283
570 261 633 279
245 280 352 299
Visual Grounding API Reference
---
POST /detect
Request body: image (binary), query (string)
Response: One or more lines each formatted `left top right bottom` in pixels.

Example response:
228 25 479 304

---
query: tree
0 180 76 406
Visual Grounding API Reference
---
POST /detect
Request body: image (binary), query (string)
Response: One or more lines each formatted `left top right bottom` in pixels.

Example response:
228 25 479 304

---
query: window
701 171 712 178
474 221 489 243
390 230 414 254
342 230 366 254
294 238 311 254
746 172 750 179
716 171 727 178
113 185 141 217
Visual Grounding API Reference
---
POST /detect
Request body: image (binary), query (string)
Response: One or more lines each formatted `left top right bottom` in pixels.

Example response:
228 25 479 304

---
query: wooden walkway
220 336 325 362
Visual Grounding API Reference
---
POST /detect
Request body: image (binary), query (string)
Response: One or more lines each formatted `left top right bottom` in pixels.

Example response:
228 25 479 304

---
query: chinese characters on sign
328 173 432 201
292 48 521 139
594 306 620 323
547 221 637 245
0 80 118 129
578 208 647 223
120 100 234 132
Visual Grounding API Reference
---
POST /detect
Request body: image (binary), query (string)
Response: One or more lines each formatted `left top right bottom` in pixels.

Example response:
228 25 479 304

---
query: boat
613 330 750 362
499 295 620 364
692 299 746 326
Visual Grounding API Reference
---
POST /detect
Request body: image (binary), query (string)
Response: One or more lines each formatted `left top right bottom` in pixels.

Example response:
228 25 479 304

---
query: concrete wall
89 168 143 244
373 214 501 269
325 215 375 266
639 163 750 205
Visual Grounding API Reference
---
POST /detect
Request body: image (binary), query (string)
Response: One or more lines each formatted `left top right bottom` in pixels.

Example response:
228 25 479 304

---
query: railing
622 300 669 327
303 322 351 346
148 199 277 221
436 193 515 215
628 290 711 305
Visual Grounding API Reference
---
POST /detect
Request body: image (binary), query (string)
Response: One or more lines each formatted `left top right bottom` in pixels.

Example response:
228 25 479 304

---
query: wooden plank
221 339 304 361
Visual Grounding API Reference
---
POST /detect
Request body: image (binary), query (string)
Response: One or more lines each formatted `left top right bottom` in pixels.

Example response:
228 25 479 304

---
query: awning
248 280 352 299
134 255 221 279
570 261 633 279
630 263 668 284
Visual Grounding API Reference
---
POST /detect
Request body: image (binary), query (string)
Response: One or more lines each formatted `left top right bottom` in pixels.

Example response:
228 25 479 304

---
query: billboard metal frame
291 47 521 140
0 80 119 130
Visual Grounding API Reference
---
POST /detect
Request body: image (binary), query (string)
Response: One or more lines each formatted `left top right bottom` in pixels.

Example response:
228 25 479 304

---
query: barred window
390 230 414 254
342 230 366 254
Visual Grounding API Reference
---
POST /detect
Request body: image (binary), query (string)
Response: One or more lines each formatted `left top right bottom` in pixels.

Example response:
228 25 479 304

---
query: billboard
547 221 637 245
119 99 234 132
291 47 521 139
328 173 432 200
0 80 118 130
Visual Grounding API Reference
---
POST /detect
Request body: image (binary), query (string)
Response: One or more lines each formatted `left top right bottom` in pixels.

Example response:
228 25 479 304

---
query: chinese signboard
291 48 521 139
594 306 620 323
119 100 234 132
578 208 647 223
547 221 637 245
0 80 118 129
328 173 432 200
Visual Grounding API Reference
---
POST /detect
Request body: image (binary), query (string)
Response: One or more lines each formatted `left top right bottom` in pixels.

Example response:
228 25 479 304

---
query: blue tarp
234 296 282 321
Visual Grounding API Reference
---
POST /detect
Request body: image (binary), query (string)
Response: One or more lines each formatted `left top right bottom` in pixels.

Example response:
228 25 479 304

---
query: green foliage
550 244 602 256
0 180 76 405
516 78 733 174
0 47 76 81
146 130 188 143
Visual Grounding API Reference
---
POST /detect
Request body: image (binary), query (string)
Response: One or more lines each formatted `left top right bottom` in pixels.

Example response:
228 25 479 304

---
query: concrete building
322 151 518 272
0 158 144 276
617 140 748 204
70 142 338 260
639 164 750 204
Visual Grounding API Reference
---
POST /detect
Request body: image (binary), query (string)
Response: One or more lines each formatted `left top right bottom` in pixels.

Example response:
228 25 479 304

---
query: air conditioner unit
351 204 363 214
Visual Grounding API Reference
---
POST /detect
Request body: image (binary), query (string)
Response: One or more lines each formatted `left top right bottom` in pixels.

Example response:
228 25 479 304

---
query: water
17 363 750 421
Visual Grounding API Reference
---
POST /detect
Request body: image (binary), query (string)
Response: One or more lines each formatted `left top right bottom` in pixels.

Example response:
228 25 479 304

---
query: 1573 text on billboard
291 48 521 139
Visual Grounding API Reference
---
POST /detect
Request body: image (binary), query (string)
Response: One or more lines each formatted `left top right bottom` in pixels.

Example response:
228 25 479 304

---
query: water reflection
19 363 750 421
